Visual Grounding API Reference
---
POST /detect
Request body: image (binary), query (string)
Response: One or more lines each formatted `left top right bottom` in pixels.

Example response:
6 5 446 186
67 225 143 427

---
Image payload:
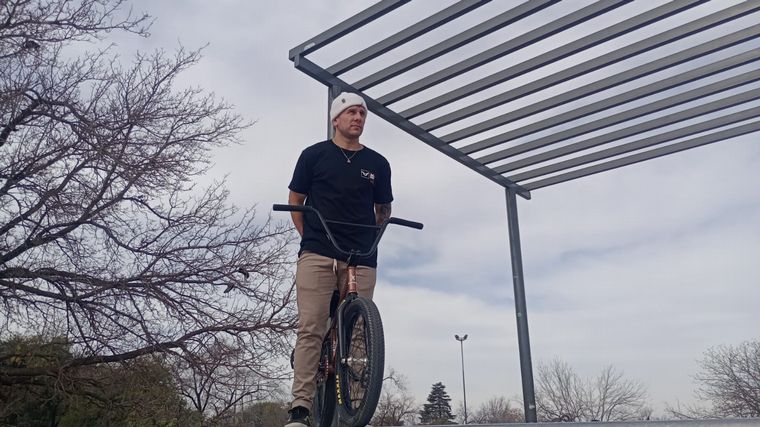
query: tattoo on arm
375 203 392 225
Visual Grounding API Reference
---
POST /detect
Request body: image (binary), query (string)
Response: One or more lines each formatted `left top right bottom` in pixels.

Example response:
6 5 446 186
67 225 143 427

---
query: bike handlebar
387 217 424 230
273 204 309 213
272 204 423 260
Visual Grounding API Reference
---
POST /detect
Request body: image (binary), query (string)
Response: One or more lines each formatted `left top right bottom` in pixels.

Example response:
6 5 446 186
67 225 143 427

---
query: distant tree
588 365 649 421
696 340 760 418
535 359 585 422
536 359 648 422
0 336 72 425
419 382 455 425
0 0 296 411
0 335 199 426
663 400 715 421
245 401 289 427
371 368 417 426
212 400 288 427
667 340 760 419
468 396 523 424
73 356 199 426
173 338 286 424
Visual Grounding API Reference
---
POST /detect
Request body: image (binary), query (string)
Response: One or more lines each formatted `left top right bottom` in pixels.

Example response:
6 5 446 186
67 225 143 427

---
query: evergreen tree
419 382 455 425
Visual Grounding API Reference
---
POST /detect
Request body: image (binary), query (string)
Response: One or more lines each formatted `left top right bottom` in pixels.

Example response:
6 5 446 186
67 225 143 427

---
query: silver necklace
338 146 360 163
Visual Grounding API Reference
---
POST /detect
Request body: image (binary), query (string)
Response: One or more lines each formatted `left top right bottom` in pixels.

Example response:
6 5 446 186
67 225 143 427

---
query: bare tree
173 337 287 424
536 359 648 422
696 340 760 418
371 368 418 426
536 359 586 422
667 340 760 419
0 0 296 412
663 400 709 421
468 396 523 424
587 365 649 421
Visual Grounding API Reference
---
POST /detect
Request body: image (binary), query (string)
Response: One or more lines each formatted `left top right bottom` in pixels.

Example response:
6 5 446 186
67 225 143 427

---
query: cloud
374 282 523 413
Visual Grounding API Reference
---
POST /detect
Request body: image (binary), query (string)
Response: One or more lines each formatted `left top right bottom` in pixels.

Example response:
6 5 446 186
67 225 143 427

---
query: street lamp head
455 334 468 342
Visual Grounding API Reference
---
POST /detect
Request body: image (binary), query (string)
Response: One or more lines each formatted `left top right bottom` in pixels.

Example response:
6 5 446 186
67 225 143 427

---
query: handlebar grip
389 217 424 230
272 204 312 212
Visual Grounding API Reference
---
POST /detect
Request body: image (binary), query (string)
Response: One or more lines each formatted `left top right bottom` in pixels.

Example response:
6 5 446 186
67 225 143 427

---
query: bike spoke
343 312 370 411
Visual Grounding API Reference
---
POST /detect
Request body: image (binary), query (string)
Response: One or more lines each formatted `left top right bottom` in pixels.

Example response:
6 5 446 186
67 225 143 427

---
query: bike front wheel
336 296 384 427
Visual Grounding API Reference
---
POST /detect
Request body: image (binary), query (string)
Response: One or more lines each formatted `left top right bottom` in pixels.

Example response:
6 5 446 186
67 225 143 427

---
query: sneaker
285 406 311 427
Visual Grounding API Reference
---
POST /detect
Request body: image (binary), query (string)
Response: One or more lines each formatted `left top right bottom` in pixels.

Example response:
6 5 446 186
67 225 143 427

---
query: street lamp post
455 334 468 424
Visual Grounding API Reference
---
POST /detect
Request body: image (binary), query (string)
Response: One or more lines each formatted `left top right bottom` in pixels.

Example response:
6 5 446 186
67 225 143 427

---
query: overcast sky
113 0 760 417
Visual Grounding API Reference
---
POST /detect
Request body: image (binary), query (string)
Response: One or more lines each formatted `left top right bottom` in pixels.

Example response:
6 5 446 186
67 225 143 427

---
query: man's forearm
288 191 306 237
375 202 392 225
291 212 304 237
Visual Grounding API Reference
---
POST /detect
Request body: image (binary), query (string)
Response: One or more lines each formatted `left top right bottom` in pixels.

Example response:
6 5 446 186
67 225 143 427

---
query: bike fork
336 266 359 362
334 265 358 414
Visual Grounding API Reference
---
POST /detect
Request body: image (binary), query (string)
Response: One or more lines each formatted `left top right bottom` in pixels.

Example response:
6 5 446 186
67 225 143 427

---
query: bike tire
336 296 384 427
313 340 336 427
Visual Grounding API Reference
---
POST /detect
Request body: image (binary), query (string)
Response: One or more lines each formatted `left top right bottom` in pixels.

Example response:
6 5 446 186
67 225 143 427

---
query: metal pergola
288 0 760 422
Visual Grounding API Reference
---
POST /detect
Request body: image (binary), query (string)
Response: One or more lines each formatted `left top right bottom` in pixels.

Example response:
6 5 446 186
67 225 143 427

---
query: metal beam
523 119 760 190
449 45 760 148
424 17 757 135
293 54 532 199
455 2 760 151
405 0 707 123
377 0 632 106
508 106 760 182
352 0 559 91
327 86 341 139
326 0 491 76
288 0 410 60
480 71 760 167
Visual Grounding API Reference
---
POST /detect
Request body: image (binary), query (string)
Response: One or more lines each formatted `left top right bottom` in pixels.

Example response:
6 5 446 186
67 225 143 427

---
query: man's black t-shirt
288 140 393 267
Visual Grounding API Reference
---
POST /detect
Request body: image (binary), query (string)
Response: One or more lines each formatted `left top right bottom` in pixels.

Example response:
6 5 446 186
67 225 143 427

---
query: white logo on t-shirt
361 169 375 184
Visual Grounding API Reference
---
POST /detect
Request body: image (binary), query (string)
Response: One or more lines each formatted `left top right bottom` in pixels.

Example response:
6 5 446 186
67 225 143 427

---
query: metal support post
327 85 342 427
505 186 537 422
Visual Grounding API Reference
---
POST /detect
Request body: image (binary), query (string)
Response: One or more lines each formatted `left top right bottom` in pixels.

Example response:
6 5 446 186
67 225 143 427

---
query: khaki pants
291 251 377 411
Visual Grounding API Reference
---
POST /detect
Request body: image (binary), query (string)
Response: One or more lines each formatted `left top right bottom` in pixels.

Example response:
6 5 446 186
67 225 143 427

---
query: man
285 92 393 427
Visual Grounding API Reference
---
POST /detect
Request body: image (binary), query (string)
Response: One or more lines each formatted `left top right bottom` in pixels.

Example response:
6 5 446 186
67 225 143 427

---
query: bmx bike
273 204 422 427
